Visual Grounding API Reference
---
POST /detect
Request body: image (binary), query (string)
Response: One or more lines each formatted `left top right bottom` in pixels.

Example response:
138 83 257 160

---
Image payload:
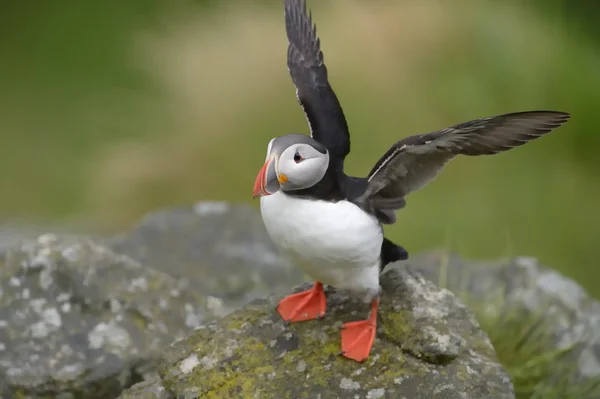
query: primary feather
360 111 571 212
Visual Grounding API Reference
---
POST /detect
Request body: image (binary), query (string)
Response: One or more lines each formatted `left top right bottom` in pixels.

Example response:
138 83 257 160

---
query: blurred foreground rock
121 267 515 399
0 202 302 398
0 201 598 398
105 201 304 315
0 234 210 398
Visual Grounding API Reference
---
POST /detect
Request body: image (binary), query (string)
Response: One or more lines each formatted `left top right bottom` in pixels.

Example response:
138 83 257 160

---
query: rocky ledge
0 203 303 398
121 266 514 399
0 202 598 398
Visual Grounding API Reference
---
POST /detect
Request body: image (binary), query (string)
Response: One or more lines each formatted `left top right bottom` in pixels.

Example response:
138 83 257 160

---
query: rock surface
408 251 600 393
114 376 173 399
0 233 213 398
3 202 599 398
106 201 305 316
0 222 90 252
123 266 515 399
0 202 303 398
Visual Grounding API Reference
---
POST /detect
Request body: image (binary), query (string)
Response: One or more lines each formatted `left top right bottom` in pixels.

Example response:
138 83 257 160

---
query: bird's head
253 134 329 198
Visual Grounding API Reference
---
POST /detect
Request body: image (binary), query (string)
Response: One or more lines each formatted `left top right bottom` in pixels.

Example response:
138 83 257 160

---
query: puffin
252 0 570 363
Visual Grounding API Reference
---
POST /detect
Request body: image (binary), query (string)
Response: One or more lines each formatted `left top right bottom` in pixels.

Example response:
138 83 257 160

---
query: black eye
293 151 303 163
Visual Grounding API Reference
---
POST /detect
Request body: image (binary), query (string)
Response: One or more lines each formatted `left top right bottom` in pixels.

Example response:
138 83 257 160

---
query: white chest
259 192 383 297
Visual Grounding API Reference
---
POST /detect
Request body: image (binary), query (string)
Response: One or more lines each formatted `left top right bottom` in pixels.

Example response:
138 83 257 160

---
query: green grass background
1 0 599 299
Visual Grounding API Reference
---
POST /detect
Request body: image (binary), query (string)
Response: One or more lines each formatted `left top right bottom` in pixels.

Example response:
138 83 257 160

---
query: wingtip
559 111 571 121
507 110 571 128
284 0 324 69
547 110 571 118
545 110 572 127
537 110 571 121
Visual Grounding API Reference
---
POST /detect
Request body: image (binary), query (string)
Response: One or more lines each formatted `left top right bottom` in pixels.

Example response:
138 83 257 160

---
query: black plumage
283 0 570 265
284 0 350 170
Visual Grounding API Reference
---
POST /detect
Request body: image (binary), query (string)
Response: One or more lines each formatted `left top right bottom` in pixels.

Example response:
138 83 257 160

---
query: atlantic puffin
252 0 570 363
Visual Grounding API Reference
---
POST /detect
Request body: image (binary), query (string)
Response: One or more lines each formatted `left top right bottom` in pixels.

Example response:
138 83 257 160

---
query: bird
252 0 570 363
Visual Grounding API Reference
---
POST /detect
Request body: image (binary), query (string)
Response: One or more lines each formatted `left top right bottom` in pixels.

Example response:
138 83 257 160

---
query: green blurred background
1 0 599 295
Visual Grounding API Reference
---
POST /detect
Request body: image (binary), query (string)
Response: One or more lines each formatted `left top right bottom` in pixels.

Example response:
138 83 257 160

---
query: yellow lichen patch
225 318 246 331
380 309 414 343
158 268 520 397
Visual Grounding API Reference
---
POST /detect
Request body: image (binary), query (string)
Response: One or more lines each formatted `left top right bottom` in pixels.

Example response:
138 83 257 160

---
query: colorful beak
253 155 280 198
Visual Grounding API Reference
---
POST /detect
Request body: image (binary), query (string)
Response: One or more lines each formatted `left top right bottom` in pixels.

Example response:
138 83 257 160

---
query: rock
0 234 213 398
6 203 597 398
106 201 305 316
407 251 600 395
0 225 43 252
0 223 92 252
143 266 515 399
0 202 305 398
117 377 173 399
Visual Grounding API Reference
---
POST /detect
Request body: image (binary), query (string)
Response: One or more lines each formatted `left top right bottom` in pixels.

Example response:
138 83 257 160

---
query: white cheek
282 160 325 189
278 159 294 179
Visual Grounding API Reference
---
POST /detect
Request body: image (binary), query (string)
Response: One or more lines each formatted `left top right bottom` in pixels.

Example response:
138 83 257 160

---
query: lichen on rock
0 203 306 398
0 233 212 398
152 266 515 399
5 204 597 398
409 251 600 397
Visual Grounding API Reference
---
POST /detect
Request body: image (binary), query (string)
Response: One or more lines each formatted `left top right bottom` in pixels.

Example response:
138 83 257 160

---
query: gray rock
0 202 306 398
407 251 600 395
6 203 597 398
106 201 305 316
130 266 515 399
0 234 213 398
0 223 91 252
0 225 41 251
117 377 173 399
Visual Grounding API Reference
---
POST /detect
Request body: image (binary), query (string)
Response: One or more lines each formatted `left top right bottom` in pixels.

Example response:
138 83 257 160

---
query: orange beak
253 156 277 198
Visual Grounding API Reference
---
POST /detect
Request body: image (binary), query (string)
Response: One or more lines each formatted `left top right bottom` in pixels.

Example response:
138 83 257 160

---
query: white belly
260 191 383 300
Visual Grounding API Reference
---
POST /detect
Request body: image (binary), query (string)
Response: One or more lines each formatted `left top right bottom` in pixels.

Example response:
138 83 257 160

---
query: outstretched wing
360 111 570 219
284 0 350 163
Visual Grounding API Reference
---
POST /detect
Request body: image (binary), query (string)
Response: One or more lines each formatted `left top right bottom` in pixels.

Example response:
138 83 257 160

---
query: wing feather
362 111 570 211
284 0 350 161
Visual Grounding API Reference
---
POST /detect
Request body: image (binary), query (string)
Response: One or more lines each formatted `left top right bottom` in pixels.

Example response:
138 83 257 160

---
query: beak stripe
253 155 280 198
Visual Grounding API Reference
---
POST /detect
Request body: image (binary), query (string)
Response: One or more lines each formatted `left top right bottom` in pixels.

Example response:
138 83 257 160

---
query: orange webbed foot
277 282 326 323
340 299 379 362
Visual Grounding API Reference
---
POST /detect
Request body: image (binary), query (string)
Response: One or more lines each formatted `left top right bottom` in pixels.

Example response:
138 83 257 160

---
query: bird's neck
284 165 346 202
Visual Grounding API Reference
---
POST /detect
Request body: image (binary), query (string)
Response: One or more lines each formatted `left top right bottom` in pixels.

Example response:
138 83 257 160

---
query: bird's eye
293 151 303 163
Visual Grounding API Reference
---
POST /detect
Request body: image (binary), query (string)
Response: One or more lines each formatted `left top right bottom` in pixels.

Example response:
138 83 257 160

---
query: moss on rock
149 266 515 398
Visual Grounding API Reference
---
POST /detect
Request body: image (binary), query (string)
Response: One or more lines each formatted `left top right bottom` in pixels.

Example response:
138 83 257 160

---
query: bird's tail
380 237 409 271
